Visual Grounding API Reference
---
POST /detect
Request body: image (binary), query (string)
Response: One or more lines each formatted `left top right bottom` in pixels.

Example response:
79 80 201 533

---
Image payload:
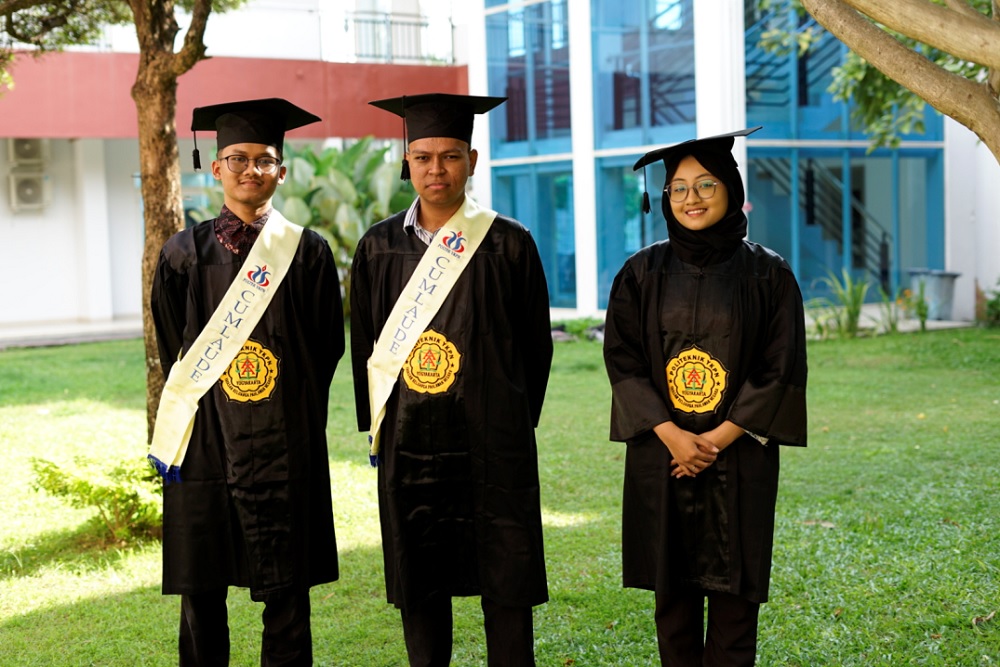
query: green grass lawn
1 329 998 666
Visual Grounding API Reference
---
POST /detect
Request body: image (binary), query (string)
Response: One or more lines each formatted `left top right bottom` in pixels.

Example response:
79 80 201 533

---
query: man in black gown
351 93 553 666
151 98 343 666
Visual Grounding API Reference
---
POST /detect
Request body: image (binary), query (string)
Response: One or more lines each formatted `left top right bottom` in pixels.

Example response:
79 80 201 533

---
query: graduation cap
632 126 762 214
368 93 506 179
189 98 321 171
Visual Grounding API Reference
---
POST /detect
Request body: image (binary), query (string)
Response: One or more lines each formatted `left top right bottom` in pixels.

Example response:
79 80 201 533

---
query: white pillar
74 139 114 322
466 0 493 206
568 0 598 315
693 0 748 169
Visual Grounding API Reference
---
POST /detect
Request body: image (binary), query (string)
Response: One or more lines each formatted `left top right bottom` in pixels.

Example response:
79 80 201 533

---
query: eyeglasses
219 155 282 174
665 179 718 203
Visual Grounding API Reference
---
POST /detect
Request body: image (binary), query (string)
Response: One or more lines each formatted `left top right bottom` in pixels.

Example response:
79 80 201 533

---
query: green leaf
281 196 313 226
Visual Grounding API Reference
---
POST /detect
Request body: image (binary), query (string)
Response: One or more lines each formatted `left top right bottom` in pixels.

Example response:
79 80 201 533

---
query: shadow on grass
0 339 148 410
0 543 409 667
0 526 659 667
0 520 158 583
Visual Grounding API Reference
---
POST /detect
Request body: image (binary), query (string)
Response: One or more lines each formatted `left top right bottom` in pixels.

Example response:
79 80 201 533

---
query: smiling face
406 136 478 217
667 155 730 232
211 142 286 220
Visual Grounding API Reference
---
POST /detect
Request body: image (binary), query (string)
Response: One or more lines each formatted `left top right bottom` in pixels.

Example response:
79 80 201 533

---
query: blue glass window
592 0 696 150
487 0 572 159
596 156 666 308
492 164 577 308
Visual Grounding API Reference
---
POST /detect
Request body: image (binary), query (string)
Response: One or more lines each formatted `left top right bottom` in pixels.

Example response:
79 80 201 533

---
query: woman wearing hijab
603 127 808 666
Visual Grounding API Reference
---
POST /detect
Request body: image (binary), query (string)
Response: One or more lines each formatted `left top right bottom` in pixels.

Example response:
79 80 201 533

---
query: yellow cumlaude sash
148 210 304 482
366 196 497 464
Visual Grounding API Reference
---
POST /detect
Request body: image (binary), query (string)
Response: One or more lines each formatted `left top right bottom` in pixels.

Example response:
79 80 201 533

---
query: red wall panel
0 52 468 140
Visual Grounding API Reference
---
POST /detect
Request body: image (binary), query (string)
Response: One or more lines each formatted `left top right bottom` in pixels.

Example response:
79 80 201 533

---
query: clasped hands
653 420 743 479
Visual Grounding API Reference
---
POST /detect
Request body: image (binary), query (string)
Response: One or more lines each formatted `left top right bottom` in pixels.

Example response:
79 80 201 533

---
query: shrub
30 456 163 545
552 317 605 341
807 269 871 338
983 279 1000 327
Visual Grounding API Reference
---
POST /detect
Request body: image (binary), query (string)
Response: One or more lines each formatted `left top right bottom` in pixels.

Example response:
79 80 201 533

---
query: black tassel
400 158 410 181
192 131 201 170
641 165 651 213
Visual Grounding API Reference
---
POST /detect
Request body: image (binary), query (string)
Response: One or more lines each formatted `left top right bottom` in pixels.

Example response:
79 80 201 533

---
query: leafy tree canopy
756 0 1000 160
0 0 243 90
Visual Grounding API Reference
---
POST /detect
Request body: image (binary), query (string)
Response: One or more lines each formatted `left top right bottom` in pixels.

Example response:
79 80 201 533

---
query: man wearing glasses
150 98 344 665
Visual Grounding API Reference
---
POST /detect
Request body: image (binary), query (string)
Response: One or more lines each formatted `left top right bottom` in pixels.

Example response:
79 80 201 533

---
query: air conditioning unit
8 138 49 165
9 172 48 212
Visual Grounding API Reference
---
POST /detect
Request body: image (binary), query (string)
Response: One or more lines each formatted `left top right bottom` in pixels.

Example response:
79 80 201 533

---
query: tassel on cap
192 131 202 170
399 96 410 181
641 166 651 214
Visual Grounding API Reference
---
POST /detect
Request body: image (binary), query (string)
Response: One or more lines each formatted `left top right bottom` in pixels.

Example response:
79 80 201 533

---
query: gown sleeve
727 265 808 446
515 230 554 427
305 234 344 385
150 245 189 379
603 259 673 442
349 236 376 432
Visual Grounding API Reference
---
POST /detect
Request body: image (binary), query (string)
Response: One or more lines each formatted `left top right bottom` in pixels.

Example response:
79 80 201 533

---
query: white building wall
944 117 1000 321
2 140 85 325
105 140 144 319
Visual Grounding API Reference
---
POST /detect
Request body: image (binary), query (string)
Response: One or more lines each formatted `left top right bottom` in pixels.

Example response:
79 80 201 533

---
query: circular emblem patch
220 340 279 402
665 346 728 414
403 330 461 394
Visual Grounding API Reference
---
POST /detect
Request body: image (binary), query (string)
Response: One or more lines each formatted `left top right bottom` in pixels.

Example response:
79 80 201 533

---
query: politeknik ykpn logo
248 264 271 287
444 231 466 253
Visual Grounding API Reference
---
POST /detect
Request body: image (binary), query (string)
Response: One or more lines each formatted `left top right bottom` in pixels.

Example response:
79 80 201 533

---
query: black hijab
661 146 748 267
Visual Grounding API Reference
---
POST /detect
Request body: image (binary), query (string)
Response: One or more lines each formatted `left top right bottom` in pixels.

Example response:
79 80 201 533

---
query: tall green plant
196 138 416 315
30 456 162 544
807 269 871 338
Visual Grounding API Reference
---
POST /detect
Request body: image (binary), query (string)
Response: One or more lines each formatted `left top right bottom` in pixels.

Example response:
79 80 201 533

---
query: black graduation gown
603 240 807 604
151 219 343 601
350 208 553 611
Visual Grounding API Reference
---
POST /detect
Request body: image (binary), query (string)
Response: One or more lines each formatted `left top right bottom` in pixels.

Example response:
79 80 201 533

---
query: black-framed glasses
665 179 718 203
219 155 282 174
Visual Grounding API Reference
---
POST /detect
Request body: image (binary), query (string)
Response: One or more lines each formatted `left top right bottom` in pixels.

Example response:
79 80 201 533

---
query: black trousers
654 588 760 667
179 588 313 666
399 596 536 667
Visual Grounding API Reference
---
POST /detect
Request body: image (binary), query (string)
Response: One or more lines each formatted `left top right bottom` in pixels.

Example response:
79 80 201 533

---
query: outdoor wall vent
8 138 49 165
8 172 49 212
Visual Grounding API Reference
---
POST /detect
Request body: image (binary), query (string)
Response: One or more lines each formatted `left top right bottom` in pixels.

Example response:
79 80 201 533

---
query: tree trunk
128 0 211 441
133 62 184 441
803 0 1000 165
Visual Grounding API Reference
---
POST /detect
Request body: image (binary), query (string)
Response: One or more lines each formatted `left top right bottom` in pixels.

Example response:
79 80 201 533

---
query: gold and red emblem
665 346 728 414
221 340 279 402
403 330 461 394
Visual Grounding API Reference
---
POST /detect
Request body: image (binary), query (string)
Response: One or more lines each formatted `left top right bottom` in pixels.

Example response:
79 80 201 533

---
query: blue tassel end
369 453 379 468
148 454 182 484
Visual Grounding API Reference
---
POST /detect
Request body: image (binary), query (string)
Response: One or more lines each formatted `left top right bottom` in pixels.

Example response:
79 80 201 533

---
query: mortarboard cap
189 97 321 170
369 93 506 179
632 126 762 213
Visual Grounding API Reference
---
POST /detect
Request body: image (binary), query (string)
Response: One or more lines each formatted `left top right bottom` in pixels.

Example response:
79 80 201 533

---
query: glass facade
592 0 696 149
486 0 572 160
743 2 945 300
481 0 946 312
492 163 577 308
595 156 668 309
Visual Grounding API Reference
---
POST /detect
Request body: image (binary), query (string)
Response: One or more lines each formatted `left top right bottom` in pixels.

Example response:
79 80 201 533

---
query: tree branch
172 0 209 77
803 0 1000 162
940 0 984 20
844 0 1000 70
